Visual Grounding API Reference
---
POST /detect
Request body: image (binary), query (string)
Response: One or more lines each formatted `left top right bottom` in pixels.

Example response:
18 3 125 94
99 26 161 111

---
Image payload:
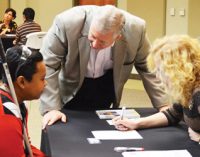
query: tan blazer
40 6 168 114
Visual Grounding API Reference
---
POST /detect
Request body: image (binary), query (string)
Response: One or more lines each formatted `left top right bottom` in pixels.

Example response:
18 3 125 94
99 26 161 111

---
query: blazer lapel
112 39 127 97
78 36 91 85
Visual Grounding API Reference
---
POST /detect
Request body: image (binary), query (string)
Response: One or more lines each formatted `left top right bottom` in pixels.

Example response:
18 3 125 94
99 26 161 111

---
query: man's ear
16 76 26 89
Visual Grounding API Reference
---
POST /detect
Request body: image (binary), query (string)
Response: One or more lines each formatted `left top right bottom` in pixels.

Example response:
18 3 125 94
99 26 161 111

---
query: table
41 108 200 157
0 34 16 52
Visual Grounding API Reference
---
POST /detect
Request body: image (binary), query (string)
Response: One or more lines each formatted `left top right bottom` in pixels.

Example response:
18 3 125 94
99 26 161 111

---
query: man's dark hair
23 7 35 21
2 46 43 82
5 8 16 19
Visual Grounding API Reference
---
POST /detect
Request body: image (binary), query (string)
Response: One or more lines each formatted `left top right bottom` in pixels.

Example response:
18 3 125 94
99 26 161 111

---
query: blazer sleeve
39 15 67 115
134 24 169 109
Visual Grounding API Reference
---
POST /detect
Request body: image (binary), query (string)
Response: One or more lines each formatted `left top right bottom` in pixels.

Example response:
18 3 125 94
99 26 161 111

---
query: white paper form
106 118 137 125
122 150 192 157
91 130 143 140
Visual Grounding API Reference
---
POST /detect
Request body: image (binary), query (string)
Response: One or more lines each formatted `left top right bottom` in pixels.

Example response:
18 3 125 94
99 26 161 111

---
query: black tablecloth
41 108 200 157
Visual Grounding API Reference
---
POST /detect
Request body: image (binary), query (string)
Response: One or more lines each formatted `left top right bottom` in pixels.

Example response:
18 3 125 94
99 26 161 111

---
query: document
122 150 192 157
106 118 136 125
91 130 143 140
96 109 140 119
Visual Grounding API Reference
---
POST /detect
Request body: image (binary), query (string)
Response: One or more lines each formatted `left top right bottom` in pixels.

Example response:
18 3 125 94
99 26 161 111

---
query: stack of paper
122 150 192 157
96 109 140 119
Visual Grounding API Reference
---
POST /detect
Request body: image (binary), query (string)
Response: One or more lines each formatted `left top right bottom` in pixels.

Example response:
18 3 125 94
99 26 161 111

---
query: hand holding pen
113 107 140 131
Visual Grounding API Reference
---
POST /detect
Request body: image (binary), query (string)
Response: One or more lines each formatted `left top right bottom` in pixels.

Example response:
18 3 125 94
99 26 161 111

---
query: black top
163 91 200 132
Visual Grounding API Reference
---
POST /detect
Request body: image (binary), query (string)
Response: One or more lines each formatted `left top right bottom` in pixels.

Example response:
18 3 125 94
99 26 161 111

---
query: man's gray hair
91 5 125 37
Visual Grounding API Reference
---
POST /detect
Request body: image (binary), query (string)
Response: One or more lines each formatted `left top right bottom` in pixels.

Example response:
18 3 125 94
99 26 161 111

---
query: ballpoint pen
120 106 126 120
114 147 144 152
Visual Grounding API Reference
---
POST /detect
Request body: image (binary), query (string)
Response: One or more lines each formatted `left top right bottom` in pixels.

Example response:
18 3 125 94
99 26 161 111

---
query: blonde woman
113 35 200 143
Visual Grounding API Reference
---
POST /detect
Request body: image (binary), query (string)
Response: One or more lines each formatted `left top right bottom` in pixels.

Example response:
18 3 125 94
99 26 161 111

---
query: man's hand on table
42 110 67 129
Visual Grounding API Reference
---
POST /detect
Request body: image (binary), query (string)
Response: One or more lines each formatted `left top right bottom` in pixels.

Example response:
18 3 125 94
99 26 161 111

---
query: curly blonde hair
147 35 200 107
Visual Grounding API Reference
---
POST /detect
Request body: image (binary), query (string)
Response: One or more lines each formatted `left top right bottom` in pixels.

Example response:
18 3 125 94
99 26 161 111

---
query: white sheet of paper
106 120 114 125
106 118 136 125
91 130 143 140
122 150 192 157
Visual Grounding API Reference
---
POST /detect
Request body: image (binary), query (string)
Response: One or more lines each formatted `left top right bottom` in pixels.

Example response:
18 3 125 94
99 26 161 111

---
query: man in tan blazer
40 5 169 128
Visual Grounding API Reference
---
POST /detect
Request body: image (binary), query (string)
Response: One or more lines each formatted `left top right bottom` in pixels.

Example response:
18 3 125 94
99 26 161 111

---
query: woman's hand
112 116 140 131
42 110 67 129
188 127 200 143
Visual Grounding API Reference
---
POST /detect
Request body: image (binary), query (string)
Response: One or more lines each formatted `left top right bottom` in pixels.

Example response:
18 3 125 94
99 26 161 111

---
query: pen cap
114 147 144 152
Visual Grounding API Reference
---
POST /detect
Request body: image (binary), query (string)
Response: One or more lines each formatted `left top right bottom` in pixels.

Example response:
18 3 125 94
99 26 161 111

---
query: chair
25 32 47 49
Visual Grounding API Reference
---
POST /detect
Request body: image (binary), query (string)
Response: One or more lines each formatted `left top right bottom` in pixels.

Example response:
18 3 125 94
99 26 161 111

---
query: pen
120 106 126 120
114 147 144 152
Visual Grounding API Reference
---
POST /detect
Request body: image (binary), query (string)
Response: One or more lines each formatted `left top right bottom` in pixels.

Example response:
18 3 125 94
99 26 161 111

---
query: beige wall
0 0 10 20
117 0 127 10
166 0 200 38
125 0 166 42
166 0 188 35
188 0 200 38
9 0 27 24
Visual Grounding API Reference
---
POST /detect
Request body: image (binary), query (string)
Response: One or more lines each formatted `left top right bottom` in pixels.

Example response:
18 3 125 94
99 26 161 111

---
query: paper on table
91 130 143 140
96 109 140 119
122 150 192 157
106 118 137 125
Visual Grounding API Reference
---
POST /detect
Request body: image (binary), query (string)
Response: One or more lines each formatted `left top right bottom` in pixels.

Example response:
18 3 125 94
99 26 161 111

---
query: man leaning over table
39 5 169 128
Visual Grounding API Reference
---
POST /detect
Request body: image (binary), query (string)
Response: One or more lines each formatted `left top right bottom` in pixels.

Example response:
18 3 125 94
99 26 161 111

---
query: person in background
40 5 169 128
0 8 17 36
13 7 41 45
0 46 47 156
113 35 200 143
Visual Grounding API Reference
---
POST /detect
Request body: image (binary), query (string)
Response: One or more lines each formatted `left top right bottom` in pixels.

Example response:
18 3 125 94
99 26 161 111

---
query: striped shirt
15 20 41 45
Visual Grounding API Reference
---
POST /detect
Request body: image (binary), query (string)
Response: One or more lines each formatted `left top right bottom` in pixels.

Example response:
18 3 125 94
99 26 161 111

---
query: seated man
14 7 41 45
0 45 47 156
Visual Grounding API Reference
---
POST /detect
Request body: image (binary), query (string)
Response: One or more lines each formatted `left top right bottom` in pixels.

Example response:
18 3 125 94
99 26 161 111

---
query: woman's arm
113 112 169 131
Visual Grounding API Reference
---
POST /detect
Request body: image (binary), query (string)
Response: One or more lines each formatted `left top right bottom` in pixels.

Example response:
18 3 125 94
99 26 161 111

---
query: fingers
42 115 51 130
112 116 122 124
42 110 67 129
113 117 129 131
47 116 58 126
115 124 128 131
61 113 67 122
